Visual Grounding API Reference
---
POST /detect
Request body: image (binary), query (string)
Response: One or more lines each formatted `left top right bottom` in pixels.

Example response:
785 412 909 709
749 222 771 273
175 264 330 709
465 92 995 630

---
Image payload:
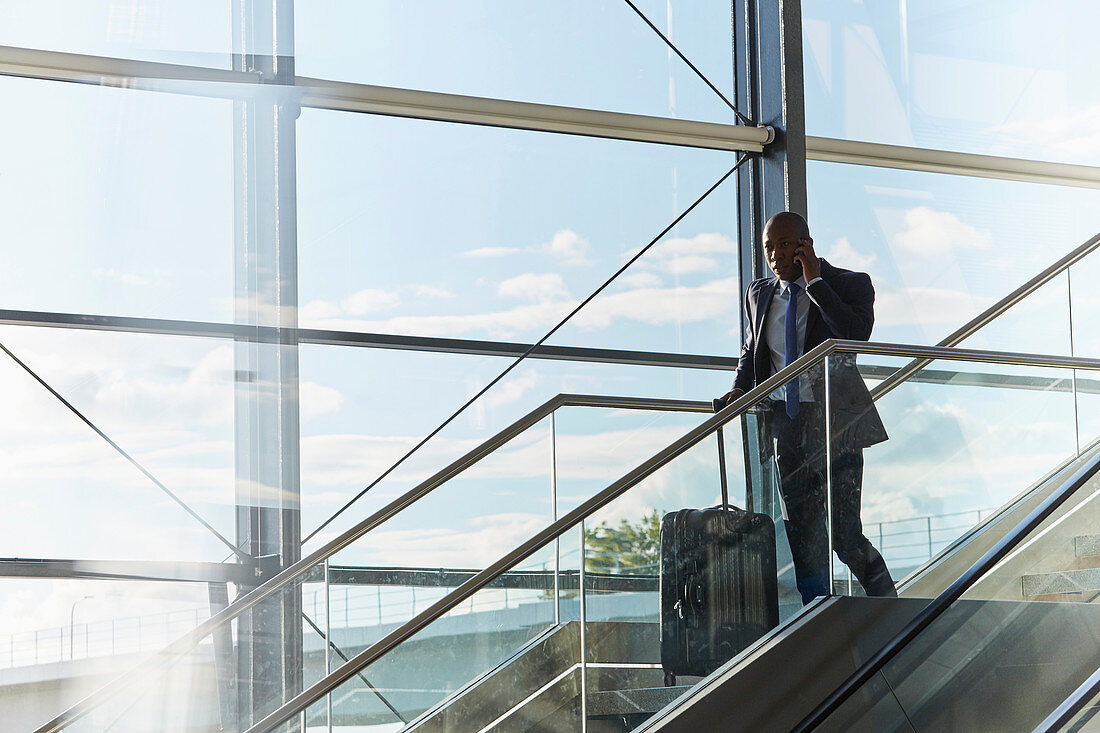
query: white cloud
461 246 522 258
656 255 718 275
299 300 341 321
300 381 344 419
573 277 739 330
652 232 737 257
823 237 877 273
875 286 996 328
893 207 993 257
308 301 569 339
341 288 401 315
989 104 1100 162
411 284 455 299
485 369 540 409
303 274 740 339
862 397 1075 525
619 272 664 289
542 229 590 262
91 267 149 286
628 232 736 277
347 512 550 568
497 272 571 303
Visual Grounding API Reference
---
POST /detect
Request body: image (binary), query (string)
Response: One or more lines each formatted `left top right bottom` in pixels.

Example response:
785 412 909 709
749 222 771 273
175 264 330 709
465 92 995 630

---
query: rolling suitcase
659 427 780 685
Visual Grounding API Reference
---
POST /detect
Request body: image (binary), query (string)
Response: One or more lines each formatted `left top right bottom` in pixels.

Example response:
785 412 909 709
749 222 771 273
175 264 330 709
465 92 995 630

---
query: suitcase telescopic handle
716 425 753 514
716 427 729 510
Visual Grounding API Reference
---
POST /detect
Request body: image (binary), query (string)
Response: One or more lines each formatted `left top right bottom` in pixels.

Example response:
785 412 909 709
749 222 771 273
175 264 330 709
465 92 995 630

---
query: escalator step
1021 568 1100 597
1076 535 1100 558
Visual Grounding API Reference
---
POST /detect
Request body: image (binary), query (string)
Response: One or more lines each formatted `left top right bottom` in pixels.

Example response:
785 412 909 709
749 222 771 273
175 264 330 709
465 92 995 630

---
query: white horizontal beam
807 136 1100 189
0 44 771 152
296 76 773 151
0 43 259 87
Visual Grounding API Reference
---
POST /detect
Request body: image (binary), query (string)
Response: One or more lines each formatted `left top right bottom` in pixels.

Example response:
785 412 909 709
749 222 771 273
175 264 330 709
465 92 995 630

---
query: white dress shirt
765 275 823 403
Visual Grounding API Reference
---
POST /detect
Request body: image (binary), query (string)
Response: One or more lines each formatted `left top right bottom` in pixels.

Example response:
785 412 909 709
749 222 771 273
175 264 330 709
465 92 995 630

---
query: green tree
584 510 662 574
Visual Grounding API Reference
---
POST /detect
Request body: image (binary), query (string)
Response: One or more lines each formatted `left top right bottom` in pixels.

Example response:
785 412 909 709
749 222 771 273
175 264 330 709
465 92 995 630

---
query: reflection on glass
852 354 1078 591
1071 251 1100 360
807 161 1100 347
0 77 233 322
296 0 734 122
957 273 1072 356
0 0 233 67
803 0 1100 165
0 327 235 562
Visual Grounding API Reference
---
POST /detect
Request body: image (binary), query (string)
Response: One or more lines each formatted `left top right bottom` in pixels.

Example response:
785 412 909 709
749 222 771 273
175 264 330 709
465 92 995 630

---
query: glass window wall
296 0 735 122
0 0 233 67
807 160 1100 350
803 0 1100 165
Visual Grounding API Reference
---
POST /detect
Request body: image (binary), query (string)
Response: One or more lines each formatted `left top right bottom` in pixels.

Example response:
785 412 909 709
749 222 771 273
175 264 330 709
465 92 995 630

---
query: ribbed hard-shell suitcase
659 428 780 684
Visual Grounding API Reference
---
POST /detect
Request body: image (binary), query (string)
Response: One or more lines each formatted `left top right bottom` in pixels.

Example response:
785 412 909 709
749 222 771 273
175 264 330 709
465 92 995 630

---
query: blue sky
0 1 1098 650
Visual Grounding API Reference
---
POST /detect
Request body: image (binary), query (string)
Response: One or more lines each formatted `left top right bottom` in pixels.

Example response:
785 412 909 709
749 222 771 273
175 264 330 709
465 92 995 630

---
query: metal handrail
871 230 1100 400
240 341 1100 732
38 341 1100 733
789 448 1100 732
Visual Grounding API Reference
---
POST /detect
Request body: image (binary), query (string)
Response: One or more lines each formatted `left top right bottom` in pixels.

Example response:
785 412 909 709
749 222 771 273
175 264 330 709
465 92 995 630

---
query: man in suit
715 212 896 604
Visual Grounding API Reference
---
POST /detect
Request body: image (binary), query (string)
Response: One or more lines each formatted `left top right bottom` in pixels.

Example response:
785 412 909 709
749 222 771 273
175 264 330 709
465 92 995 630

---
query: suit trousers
767 401 896 603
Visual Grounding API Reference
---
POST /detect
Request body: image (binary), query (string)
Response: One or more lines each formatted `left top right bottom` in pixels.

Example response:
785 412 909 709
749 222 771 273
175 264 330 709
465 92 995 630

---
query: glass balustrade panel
575 363 826 732
830 353 1081 596
243 363 826 731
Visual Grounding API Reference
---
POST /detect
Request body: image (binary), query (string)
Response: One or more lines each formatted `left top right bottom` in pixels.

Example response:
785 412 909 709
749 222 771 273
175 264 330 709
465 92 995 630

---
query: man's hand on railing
713 388 744 412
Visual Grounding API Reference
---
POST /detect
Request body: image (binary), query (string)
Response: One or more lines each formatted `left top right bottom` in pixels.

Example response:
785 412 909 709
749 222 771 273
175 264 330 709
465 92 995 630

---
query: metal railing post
579 520 589 733
551 410 561 625
927 516 934 559
325 559 332 733
1068 269 1081 458
824 356 835 591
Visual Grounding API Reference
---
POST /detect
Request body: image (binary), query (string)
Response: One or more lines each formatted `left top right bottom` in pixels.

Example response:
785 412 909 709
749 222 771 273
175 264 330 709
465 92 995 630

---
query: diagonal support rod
0 340 248 562
300 611 408 725
621 0 754 125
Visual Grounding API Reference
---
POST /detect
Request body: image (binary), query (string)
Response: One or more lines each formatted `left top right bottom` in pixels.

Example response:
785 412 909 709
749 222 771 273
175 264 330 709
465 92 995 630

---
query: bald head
762 211 814 282
764 211 810 240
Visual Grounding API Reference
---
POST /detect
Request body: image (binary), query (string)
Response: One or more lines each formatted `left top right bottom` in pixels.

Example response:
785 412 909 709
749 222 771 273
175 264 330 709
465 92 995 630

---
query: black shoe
860 546 898 597
841 544 897 597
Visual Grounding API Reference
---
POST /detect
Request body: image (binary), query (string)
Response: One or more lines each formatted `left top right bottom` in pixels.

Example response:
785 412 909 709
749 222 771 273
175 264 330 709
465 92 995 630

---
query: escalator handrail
241 341 1100 733
790 447 1100 732
871 230 1100 401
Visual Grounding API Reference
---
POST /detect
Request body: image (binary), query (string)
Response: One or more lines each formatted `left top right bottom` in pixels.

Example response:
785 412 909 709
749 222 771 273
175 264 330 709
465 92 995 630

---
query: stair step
586 685 693 718
1022 568 1100 597
1076 535 1100 558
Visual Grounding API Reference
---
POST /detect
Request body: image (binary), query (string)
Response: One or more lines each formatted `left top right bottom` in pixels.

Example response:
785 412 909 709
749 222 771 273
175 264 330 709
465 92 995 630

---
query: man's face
763 222 808 282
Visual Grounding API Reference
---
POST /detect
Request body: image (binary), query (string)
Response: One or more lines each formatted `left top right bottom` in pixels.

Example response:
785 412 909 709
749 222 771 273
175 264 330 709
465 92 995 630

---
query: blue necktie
784 282 801 419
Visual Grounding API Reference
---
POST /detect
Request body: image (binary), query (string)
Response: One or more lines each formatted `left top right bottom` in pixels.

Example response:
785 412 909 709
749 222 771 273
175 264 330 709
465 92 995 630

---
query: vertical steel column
232 0 303 726
734 0 806 516
734 0 807 263
209 582 238 731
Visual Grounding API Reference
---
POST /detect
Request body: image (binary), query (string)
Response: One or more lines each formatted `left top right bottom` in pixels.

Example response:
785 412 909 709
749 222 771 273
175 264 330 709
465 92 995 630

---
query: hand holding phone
793 238 820 282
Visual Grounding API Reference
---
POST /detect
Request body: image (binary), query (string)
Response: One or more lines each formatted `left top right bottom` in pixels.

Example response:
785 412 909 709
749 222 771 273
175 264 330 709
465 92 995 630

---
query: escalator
645 441 1100 732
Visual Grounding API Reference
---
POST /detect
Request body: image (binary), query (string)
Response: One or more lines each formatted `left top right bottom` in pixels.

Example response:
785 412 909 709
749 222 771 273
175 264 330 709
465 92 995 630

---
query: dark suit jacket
731 258 888 451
